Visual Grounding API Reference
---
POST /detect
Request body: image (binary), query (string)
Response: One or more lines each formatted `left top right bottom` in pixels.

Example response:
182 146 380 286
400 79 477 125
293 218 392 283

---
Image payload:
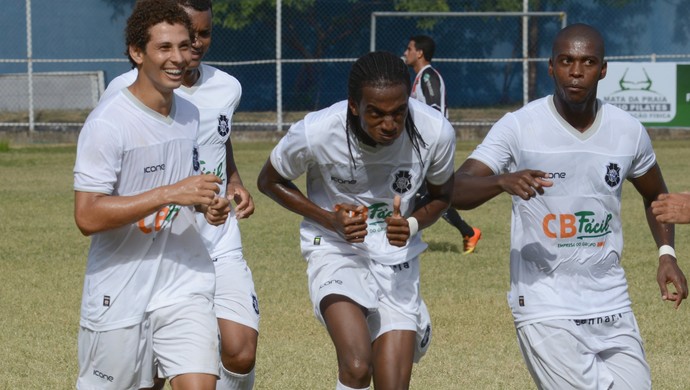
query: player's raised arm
453 159 552 210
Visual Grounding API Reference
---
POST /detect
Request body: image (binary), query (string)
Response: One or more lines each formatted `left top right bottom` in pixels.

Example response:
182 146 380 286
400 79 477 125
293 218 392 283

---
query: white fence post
276 0 283 132
26 0 34 132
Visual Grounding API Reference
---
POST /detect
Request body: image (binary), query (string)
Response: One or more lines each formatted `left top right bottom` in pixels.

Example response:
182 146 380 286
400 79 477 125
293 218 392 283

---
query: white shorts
516 311 650 390
77 295 219 390
306 249 431 362
213 254 260 331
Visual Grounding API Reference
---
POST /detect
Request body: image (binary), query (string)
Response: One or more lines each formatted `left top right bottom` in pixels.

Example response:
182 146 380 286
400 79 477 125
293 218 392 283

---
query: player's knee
338 356 372 383
220 346 256 374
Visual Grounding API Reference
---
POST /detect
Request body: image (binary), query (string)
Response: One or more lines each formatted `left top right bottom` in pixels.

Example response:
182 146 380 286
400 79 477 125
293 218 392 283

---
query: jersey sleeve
468 113 520 175
420 69 444 113
73 119 123 194
221 75 242 119
425 118 456 185
629 122 656 178
269 120 313 181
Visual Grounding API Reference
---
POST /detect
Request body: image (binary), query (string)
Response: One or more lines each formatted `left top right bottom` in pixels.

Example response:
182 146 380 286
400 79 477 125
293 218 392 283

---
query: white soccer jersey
102 64 243 259
468 95 656 326
270 98 456 265
74 89 215 331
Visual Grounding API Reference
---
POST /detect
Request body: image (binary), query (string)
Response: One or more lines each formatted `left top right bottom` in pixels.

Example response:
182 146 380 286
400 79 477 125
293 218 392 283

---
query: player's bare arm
453 159 552 210
257 159 340 230
652 192 690 224
630 164 688 308
412 177 453 229
226 139 255 219
74 174 222 236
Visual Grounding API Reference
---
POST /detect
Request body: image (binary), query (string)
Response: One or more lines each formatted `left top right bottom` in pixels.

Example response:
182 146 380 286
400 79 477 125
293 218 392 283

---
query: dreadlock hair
124 0 193 68
346 51 427 169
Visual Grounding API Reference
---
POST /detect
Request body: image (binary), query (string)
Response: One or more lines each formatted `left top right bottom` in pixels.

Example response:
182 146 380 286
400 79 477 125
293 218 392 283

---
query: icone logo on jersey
542 210 612 242
544 171 566 179
143 164 165 173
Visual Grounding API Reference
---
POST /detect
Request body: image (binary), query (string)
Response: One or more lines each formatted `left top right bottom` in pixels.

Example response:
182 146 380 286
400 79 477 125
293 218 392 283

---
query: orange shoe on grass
463 227 482 254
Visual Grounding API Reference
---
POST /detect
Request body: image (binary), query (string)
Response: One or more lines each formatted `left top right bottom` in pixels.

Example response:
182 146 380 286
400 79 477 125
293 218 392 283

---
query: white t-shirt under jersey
270 98 456 266
102 64 243 260
468 95 656 327
74 89 215 332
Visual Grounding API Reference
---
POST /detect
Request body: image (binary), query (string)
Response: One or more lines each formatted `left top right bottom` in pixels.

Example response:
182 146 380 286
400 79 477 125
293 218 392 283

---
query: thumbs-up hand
385 195 409 247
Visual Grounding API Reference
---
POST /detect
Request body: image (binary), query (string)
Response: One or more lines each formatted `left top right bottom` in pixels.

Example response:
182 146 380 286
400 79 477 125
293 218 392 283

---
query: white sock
335 379 370 390
217 364 255 390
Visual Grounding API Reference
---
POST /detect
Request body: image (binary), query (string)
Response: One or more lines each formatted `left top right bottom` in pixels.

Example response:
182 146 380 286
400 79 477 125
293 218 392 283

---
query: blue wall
2 0 688 111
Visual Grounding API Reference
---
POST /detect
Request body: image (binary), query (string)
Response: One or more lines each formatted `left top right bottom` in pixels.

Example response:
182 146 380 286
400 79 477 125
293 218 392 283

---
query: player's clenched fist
333 203 368 243
205 196 231 226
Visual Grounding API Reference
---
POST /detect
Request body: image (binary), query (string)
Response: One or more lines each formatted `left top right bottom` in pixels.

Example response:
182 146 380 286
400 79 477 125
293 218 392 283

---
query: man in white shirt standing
452 23 687 389
73 1 230 389
101 1 259 389
404 34 482 254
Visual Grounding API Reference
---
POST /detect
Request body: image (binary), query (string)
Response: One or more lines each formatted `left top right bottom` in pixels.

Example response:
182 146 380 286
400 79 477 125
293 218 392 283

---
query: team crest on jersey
193 146 200 172
604 163 621 187
392 170 413 194
217 114 229 136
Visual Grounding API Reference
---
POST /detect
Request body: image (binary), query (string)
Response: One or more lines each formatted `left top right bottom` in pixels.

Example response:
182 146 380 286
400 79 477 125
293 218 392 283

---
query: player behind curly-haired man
404 34 482 254
258 51 455 389
74 0 229 389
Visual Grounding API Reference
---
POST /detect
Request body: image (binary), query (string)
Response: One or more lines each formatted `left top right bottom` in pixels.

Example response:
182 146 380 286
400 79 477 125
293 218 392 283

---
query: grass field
1 140 689 389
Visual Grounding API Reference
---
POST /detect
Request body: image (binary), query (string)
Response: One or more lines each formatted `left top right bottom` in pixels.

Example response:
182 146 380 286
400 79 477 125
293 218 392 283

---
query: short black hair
176 0 212 12
125 0 193 67
409 35 436 62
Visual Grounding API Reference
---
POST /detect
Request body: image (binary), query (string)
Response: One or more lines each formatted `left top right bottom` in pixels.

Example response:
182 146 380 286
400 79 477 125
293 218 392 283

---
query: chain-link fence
1 0 689 134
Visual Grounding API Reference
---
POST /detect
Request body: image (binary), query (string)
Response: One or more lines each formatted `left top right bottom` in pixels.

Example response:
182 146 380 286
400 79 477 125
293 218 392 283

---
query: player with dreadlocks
257 51 455 389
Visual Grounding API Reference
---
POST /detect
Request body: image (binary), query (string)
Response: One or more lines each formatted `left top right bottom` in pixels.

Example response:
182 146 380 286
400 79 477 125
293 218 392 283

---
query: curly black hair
124 0 193 67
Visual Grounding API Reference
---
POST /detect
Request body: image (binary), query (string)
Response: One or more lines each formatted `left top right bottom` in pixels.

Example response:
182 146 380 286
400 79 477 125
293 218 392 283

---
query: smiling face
348 83 409 146
129 21 192 95
184 6 212 71
548 26 607 109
